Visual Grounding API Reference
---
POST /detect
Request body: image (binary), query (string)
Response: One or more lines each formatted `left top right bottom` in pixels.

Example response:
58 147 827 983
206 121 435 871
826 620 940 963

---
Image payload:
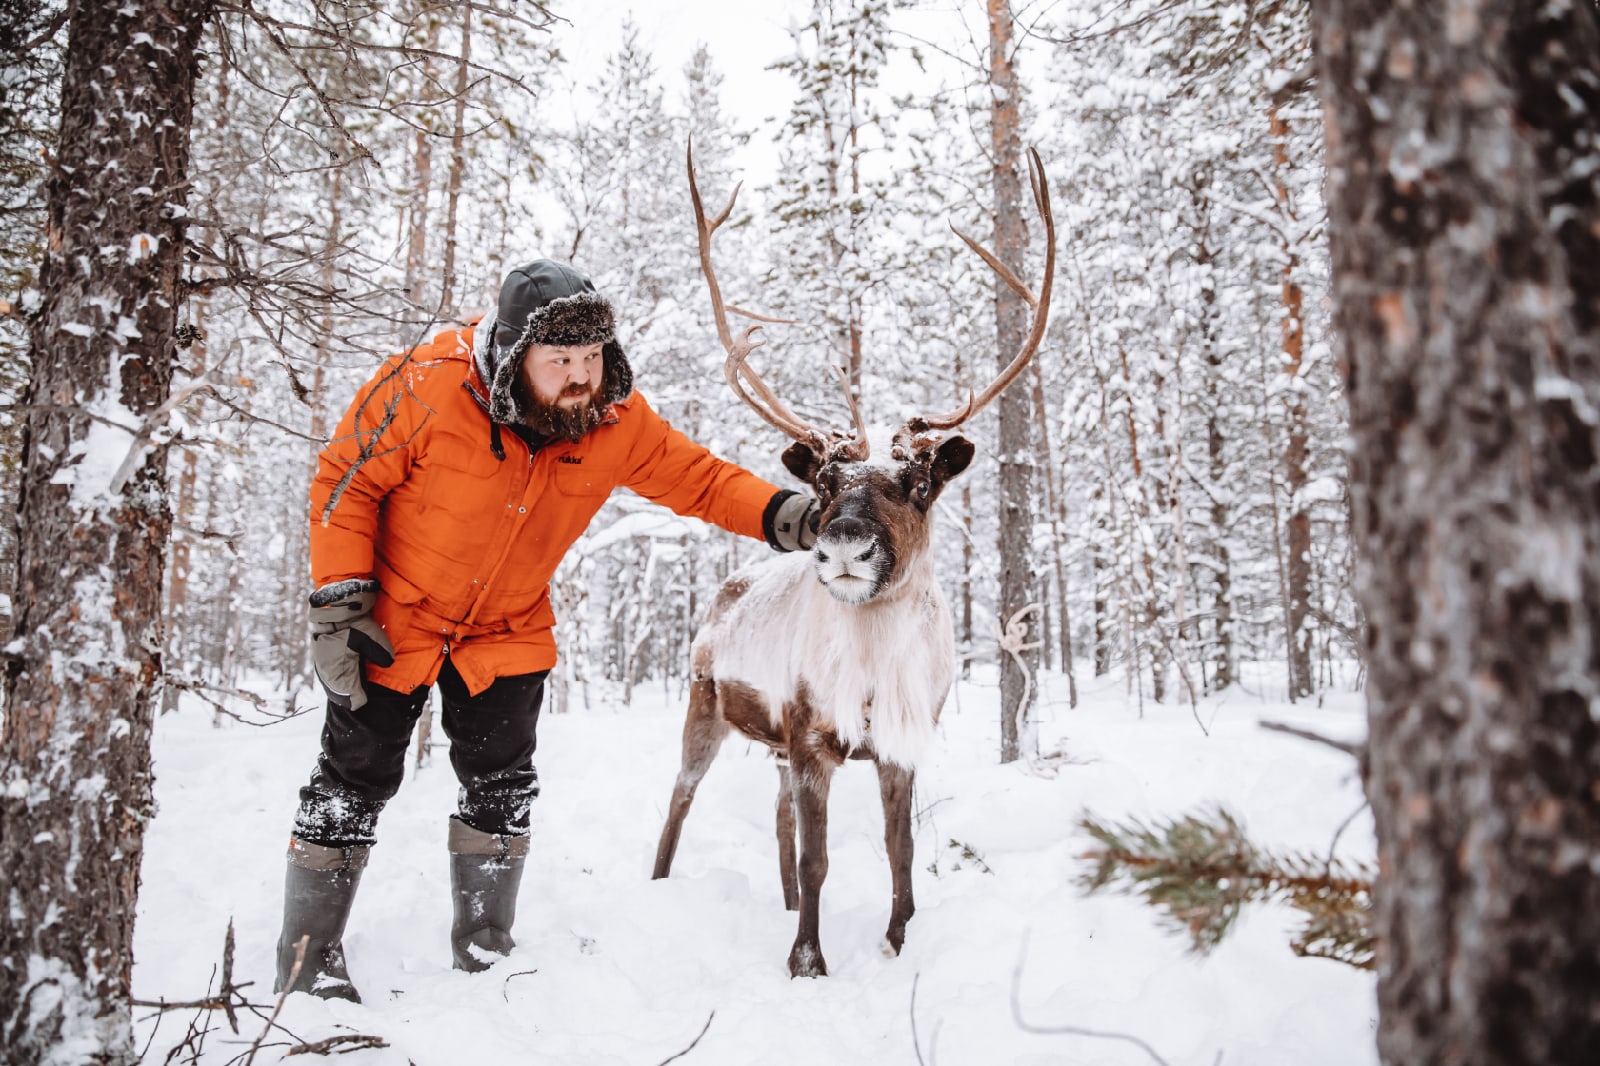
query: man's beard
521 380 606 441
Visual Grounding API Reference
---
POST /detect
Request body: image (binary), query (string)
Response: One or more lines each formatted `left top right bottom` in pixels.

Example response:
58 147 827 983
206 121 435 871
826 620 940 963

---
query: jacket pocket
553 462 620 497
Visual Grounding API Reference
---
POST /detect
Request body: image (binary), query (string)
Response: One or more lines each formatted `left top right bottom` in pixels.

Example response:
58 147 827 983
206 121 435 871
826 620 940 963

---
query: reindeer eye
915 481 931 500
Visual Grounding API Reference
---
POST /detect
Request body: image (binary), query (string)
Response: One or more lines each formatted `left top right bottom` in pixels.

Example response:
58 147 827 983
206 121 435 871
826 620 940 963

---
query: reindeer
651 145 1055 978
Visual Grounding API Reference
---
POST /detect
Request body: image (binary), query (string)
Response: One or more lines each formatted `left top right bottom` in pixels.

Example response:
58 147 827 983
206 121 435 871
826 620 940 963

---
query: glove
309 579 395 711
764 490 821 552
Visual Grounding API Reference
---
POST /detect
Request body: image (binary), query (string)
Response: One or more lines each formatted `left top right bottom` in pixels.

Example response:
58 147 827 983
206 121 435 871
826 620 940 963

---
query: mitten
764 490 822 552
309 579 396 711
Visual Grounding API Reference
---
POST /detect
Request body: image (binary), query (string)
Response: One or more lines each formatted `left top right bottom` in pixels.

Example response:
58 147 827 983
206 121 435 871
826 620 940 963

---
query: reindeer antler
922 148 1056 431
689 142 870 461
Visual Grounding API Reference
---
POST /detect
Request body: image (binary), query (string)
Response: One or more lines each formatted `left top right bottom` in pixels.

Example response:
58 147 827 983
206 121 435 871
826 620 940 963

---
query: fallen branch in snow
132 921 310 1065
653 1010 715 1065
1010 936 1175 1066
284 1034 391 1056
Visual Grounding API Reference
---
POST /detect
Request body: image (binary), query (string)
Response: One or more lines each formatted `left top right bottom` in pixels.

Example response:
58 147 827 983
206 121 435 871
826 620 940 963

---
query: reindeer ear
782 441 823 484
931 435 975 485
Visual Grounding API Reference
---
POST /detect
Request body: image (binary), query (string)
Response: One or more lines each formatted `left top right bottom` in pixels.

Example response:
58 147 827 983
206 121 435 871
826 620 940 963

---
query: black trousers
293 657 548 847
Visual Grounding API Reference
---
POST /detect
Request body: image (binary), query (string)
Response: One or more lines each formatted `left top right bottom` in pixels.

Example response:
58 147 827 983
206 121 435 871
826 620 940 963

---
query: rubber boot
274 838 368 1001
448 817 529 972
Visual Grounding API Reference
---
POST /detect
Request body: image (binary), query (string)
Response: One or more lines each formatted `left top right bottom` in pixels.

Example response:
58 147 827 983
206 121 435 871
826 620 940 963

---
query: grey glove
764 490 821 552
309 579 395 711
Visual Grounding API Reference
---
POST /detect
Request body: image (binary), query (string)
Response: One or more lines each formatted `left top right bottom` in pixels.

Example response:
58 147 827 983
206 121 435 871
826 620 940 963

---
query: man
276 259 819 1000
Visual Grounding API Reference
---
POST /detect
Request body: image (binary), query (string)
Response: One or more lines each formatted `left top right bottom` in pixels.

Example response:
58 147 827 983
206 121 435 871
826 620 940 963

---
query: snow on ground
133 666 1377 1065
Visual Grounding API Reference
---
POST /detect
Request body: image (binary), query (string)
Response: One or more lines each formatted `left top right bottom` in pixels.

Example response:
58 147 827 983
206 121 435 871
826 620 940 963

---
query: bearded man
274 260 820 1000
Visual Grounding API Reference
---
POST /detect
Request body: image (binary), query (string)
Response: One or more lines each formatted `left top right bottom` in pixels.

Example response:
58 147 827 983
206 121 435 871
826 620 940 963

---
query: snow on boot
274 838 368 1002
448 817 529 972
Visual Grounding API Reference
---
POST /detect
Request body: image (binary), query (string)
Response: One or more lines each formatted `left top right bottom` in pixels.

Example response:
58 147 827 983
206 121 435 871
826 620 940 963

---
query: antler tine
688 140 823 445
727 347 820 442
832 364 871 461
924 147 1056 431
687 139 744 356
948 225 1037 311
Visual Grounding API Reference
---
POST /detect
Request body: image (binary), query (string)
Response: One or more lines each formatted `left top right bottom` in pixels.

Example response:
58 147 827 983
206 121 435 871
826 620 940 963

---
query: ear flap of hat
601 339 634 405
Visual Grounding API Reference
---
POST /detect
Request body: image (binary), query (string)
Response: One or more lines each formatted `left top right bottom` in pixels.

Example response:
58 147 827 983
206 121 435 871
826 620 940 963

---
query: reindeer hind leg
652 678 727 879
776 759 799 911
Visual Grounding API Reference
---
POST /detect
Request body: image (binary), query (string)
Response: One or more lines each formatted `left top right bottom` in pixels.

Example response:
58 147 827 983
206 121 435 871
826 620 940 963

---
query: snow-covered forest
5 1 1599 1064
0 0 1345 717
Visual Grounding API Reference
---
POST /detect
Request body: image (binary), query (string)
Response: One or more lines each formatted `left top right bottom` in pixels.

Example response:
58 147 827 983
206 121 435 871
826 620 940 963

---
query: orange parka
309 326 782 695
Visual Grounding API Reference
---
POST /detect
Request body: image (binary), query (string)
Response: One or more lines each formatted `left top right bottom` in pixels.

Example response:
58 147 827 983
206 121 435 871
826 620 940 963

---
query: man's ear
931 435 975 486
782 441 824 485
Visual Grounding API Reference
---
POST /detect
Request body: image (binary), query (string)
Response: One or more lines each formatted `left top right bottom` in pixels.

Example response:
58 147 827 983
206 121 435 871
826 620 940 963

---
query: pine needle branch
1077 805 1375 970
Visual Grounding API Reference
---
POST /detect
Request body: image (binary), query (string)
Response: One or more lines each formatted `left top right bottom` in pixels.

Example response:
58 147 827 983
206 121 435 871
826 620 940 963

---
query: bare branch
1258 720 1363 759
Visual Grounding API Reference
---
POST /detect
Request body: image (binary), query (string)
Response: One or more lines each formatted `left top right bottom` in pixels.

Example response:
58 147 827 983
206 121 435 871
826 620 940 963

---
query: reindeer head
688 143 1055 606
779 429 975 604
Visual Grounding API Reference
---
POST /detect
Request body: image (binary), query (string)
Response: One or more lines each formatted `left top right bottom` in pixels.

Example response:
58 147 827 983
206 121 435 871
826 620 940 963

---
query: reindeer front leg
876 760 917 956
786 726 838 978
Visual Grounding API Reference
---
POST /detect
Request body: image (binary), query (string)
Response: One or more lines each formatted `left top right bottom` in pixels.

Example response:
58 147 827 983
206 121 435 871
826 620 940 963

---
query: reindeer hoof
879 936 902 958
788 943 828 978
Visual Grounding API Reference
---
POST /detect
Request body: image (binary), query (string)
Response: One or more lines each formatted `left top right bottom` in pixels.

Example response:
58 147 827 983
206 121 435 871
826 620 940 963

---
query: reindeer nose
820 515 871 545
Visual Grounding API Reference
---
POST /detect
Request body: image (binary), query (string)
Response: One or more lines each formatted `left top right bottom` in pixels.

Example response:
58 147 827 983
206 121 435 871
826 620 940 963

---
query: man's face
521 342 604 408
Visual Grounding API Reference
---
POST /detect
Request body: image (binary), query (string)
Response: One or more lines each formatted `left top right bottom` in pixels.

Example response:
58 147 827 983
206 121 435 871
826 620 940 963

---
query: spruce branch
1077 805 1375 970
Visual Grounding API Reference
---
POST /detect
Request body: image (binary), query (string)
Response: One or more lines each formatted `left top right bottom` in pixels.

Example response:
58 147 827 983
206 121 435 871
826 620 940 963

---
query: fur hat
477 259 634 424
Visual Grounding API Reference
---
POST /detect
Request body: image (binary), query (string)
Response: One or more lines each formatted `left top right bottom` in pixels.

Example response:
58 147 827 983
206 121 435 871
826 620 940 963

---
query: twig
1011 936 1173 1066
501 968 539 1002
1258 720 1362 758
109 374 222 495
1324 799 1371 872
908 972 940 1066
285 1034 390 1056
161 675 313 725
171 521 245 553
243 937 307 1066
654 1010 715 1066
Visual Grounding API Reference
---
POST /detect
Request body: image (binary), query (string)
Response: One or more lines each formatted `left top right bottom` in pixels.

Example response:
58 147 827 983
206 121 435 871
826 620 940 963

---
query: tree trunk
0 2 207 1061
161 309 207 715
988 0 1037 763
1192 175 1235 692
1311 3 1600 1063
403 11 441 309
1271 100 1314 700
438 1 472 316
1031 359 1076 705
